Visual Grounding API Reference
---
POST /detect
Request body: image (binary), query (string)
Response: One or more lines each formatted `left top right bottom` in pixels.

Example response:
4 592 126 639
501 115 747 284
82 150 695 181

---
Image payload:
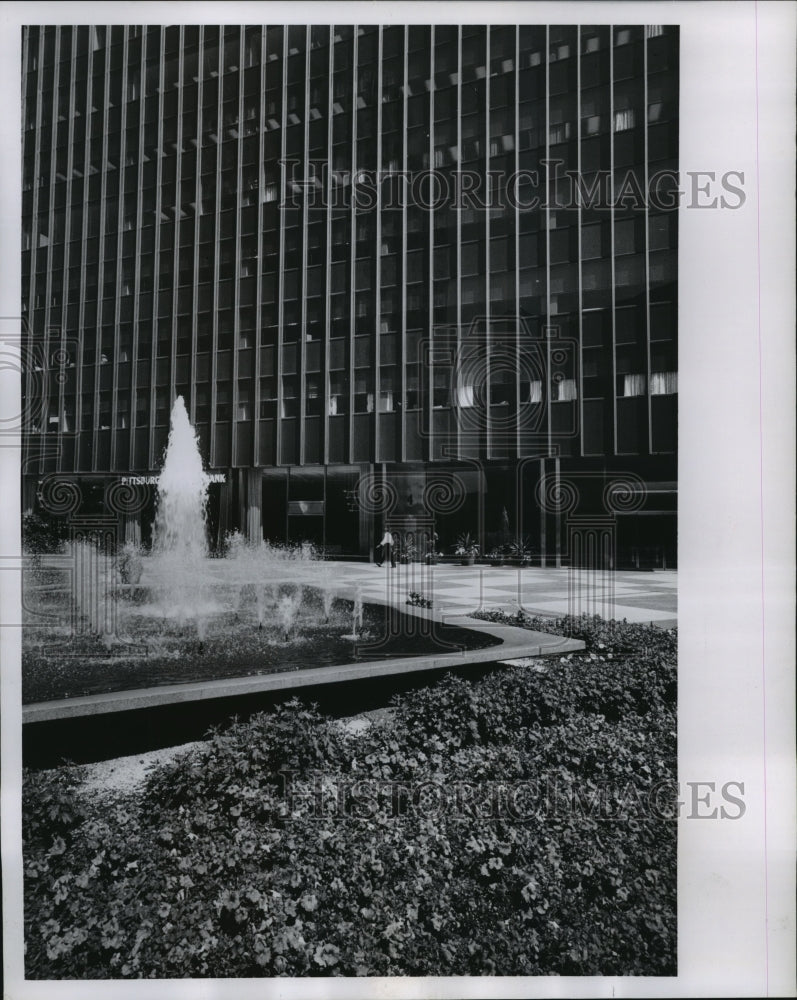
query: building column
123 515 142 546
554 456 562 569
359 463 376 560
22 477 38 515
539 458 547 567
245 467 262 542
217 475 233 548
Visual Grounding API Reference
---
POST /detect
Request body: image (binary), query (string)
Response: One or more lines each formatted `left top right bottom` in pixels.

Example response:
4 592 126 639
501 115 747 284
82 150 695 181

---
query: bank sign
120 473 227 486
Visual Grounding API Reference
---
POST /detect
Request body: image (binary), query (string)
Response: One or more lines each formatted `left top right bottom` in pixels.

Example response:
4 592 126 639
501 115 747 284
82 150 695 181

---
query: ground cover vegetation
24 615 676 978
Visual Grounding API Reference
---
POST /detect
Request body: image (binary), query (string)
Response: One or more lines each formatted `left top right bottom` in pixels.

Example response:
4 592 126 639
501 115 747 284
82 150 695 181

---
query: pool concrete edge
22 607 584 725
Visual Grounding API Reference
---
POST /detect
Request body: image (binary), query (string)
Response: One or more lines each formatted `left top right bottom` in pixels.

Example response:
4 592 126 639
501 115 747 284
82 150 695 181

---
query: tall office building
21 24 678 566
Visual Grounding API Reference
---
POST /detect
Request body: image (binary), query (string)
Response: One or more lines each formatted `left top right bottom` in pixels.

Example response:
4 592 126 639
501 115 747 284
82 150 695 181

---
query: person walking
376 528 396 568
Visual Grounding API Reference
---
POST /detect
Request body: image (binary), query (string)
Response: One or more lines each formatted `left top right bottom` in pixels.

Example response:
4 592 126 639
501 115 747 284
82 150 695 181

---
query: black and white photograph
1 2 794 997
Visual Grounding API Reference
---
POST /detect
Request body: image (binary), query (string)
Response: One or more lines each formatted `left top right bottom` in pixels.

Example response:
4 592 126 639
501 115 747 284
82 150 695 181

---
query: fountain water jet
153 397 208 560
317 563 336 623
276 590 302 642
343 585 364 641
150 397 210 633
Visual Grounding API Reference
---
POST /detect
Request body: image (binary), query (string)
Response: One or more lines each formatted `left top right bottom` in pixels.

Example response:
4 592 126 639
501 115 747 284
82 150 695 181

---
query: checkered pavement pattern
325 562 677 627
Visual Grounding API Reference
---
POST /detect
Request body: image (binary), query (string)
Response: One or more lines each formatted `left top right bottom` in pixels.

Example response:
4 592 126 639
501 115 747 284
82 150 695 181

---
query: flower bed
23 616 676 978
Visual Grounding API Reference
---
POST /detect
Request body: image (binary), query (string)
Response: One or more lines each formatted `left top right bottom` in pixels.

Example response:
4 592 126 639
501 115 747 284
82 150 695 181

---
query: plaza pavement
323 561 677 628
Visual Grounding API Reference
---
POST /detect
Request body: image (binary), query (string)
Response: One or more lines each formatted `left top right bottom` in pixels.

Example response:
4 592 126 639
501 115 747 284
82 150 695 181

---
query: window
621 374 646 397
378 370 395 412
353 373 374 413
583 114 601 135
456 379 475 408
555 378 577 402
281 376 298 418
328 374 348 415
237 383 252 421
614 109 635 132
649 215 672 252
645 25 664 39
648 102 663 123
433 369 450 408
614 219 636 255
405 370 421 409
650 371 677 395
305 376 321 415
489 370 513 406
581 224 602 260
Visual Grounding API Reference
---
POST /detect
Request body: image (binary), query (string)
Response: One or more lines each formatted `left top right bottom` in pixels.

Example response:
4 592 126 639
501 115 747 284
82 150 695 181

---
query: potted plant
487 545 510 567
508 538 534 566
117 540 143 585
454 532 479 566
399 534 417 564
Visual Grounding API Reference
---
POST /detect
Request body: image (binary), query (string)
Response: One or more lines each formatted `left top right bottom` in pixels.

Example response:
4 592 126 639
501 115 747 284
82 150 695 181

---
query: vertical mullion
130 26 145 458
644 30 652 454
514 25 521 463
42 28 60 475
275 28 288 467
148 28 166 471
170 32 184 433
484 26 491 465
299 27 311 464
188 29 203 428
347 29 358 464
57 29 79 473
427 27 434 465
399 26 408 463
253 27 266 461
230 28 245 464
374 27 383 460
110 29 129 471
322 27 333 464
455 26 462 465
609 29 617 456
75 29 91 473
93 26 112 474
577 27 584 458
544 25 551 464
208 31 223 469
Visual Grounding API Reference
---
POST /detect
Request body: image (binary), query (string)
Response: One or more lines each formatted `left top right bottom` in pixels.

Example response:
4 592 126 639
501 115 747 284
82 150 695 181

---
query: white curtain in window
528 380 542 403
379 391 394 412
614 108 635 132
457 382 475 408
623 374 647 397
556 378 577 402
650 371 677 395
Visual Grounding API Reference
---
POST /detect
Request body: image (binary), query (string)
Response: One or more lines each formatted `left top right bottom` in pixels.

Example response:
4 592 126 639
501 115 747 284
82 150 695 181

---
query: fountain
317 562 336 623
276 590 303 642
149 397 210 634
21 398 501 707
153 397 208 558
343 585 364 641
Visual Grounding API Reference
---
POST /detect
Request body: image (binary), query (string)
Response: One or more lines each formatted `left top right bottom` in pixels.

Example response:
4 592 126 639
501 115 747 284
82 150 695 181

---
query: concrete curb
23 591 583 724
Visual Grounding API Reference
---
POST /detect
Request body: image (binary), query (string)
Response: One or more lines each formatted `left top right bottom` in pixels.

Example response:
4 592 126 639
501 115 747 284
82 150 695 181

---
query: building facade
21 24 678 566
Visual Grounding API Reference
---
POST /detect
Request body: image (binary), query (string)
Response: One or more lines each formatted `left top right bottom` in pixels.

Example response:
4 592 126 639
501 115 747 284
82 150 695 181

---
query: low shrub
23 619 676 978
22 510 68 556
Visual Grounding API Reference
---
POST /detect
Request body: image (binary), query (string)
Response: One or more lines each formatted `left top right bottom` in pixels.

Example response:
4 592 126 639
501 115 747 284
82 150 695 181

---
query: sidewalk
325 562 677 628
